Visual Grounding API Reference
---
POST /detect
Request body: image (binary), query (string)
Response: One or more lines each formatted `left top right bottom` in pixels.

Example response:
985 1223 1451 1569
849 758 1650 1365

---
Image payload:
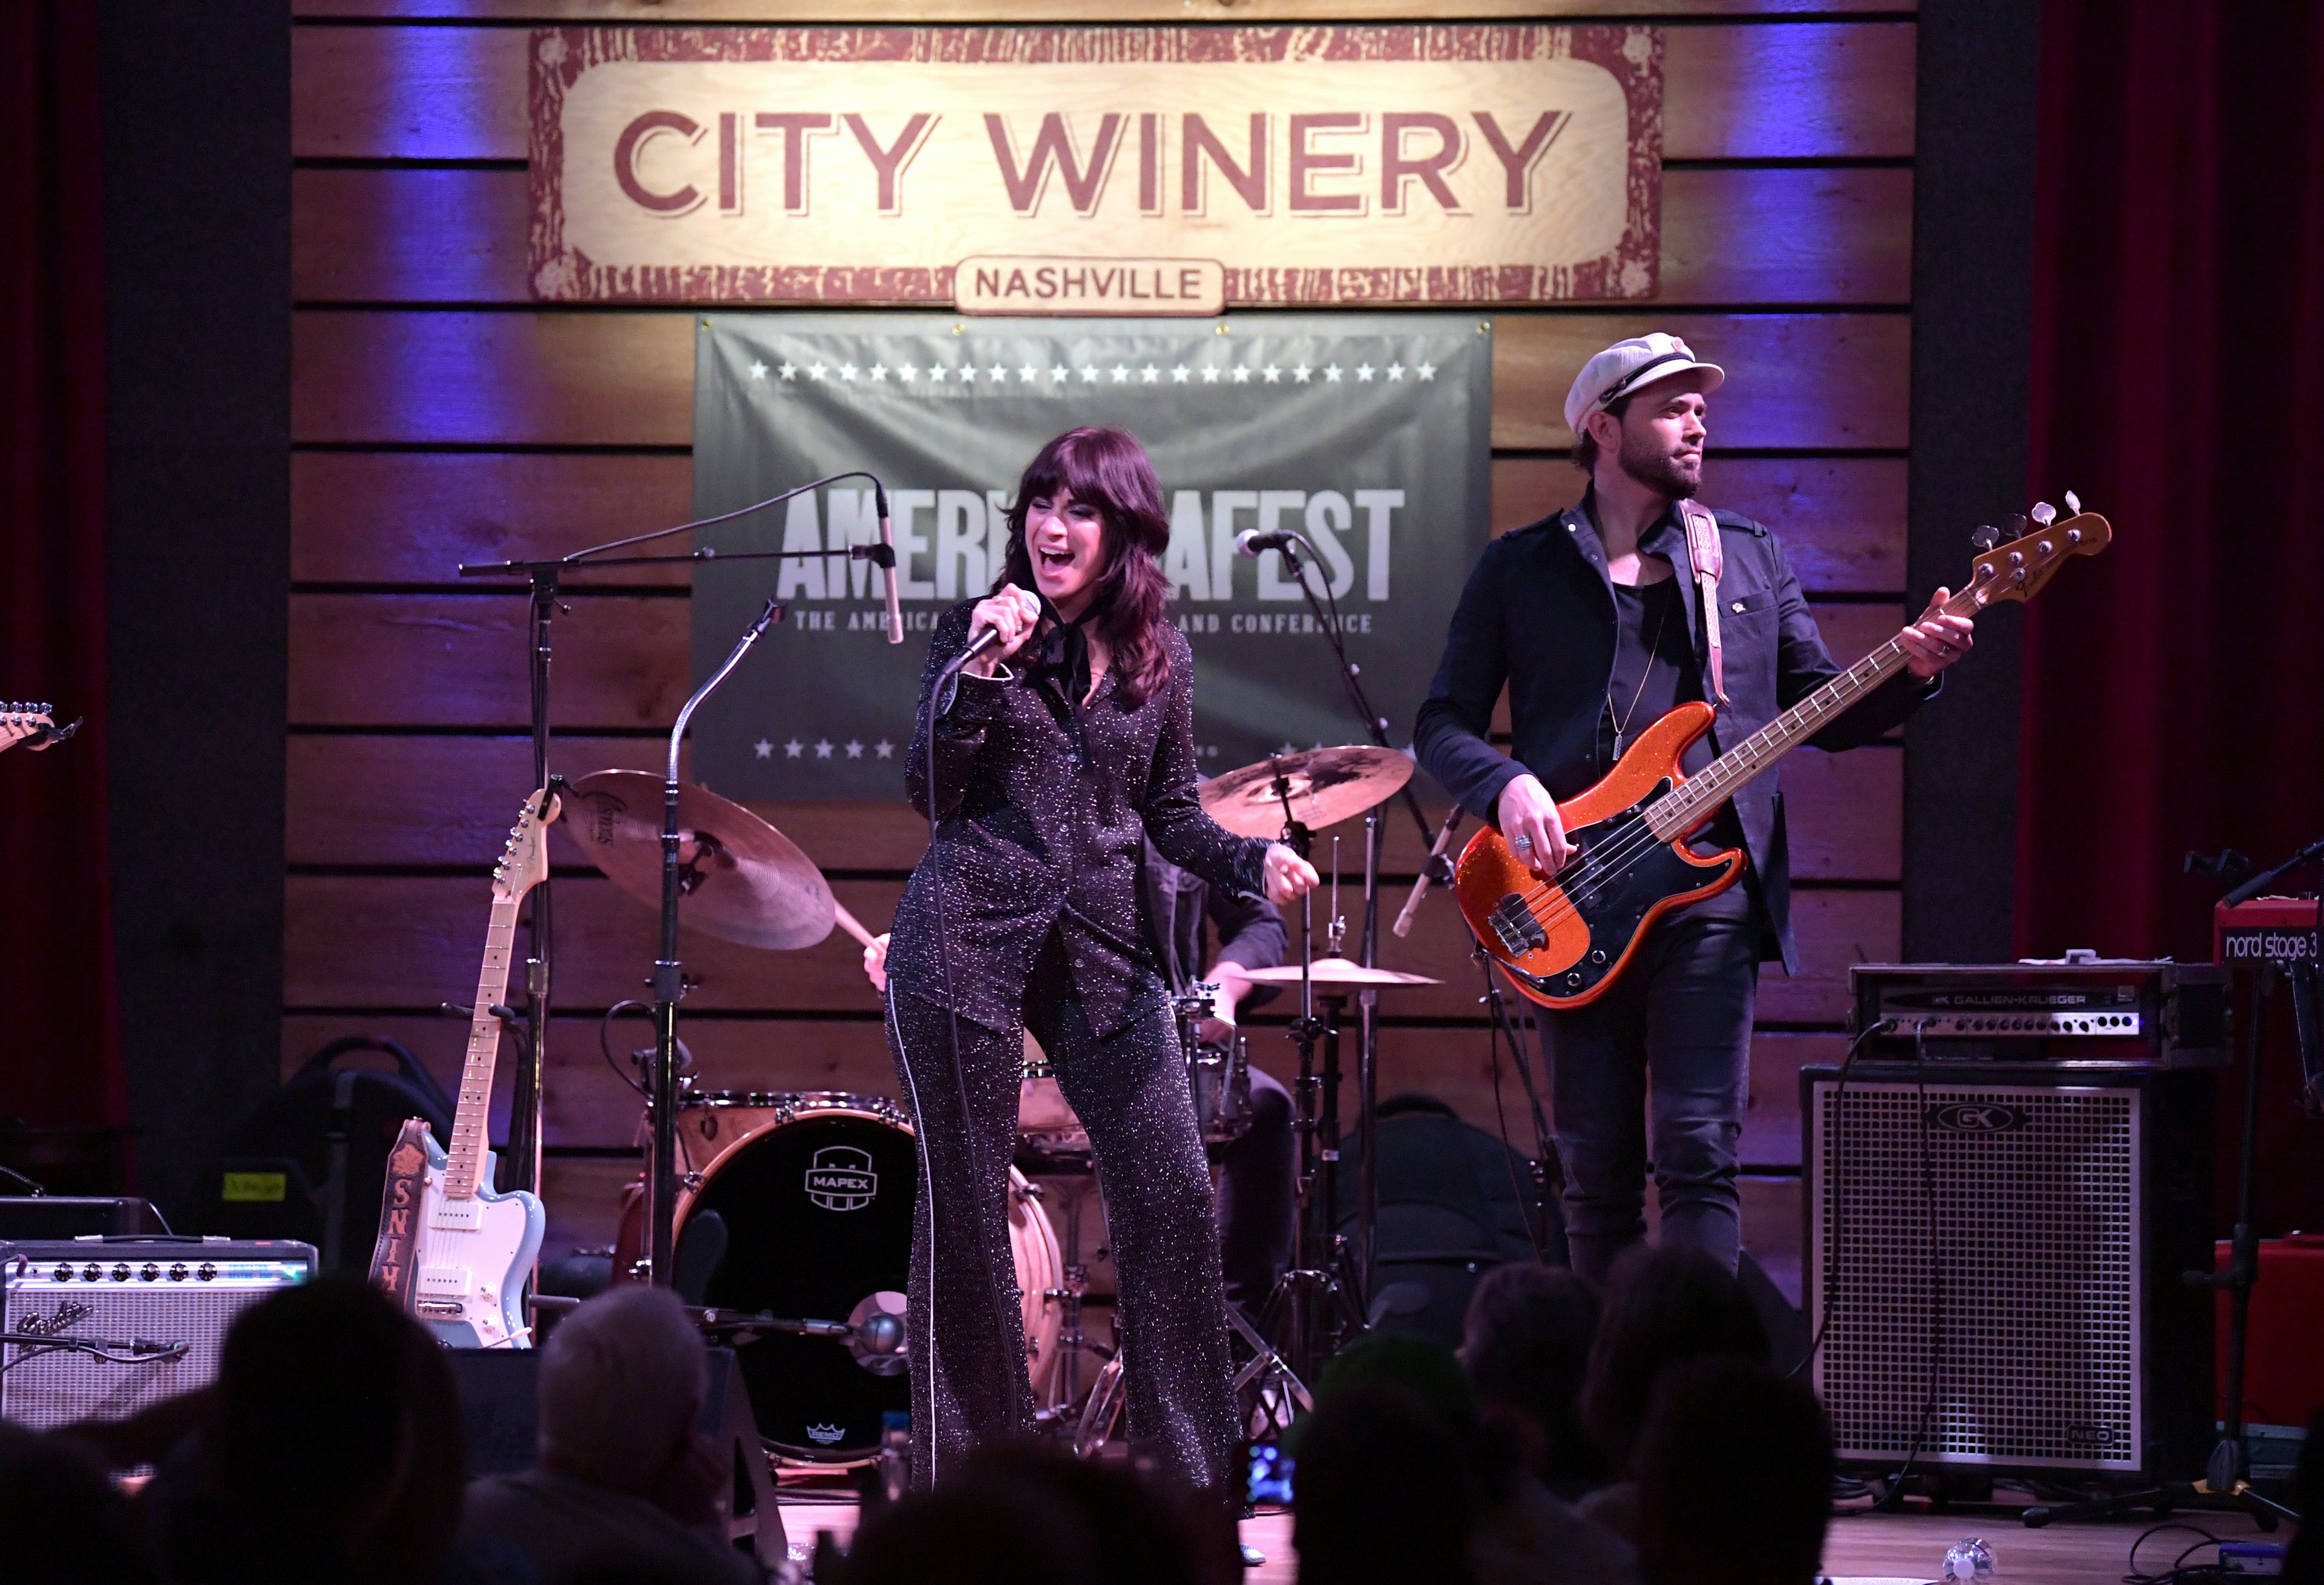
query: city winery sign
528 25 1663 307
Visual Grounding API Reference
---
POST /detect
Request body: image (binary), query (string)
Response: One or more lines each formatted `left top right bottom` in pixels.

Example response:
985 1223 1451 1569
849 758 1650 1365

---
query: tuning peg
2063 490 2081 515
1971 525 2001 553
2030 500 2056 527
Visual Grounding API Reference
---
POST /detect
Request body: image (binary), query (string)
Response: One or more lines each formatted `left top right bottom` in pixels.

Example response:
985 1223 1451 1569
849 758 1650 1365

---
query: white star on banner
815 740 835 759
1323 364 1343 382
928 365 948 383
1171 364 1191 382
1232 366 1252 384
1080 365 1101 382
1051 366 1070 382
1417 361 1437 381
1355 363 1375 382
1386 363 1406 381
1111 365 1131 382
1020 364 1040 382
747 360 769 381
958 365 978 383
1261 365 1281 383
845 740 864 759
869 363 889 382
784 739 804 758
1140 364 1160 384
988 363 1009 382
838 363 858 382
1201 365 1222 384
875 740 895 760
778 362 798 380
754 738 773 758
808 363 829 381
899 364 919 382
1293 364 1313 383
1278 741 1299 756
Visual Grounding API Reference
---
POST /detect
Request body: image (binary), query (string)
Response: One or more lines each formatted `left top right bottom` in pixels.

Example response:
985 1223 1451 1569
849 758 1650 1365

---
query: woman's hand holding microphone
962 586 1043 678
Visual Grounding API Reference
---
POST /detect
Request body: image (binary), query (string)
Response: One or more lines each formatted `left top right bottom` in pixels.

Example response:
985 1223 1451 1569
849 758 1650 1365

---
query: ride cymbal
568 769 835 951
1237 958 1440 988
1200 745 1414 840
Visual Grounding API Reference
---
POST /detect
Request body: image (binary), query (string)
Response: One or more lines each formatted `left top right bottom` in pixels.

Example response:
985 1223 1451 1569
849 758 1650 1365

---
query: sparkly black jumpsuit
883 600 1270 1490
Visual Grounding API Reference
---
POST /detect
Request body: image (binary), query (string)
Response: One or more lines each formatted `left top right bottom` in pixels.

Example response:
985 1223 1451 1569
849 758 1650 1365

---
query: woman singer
882 427 1319 1490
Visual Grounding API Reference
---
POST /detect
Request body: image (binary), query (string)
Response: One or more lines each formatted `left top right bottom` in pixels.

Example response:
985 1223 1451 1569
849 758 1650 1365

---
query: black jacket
889 601 1272 1035
1411 497 1929 972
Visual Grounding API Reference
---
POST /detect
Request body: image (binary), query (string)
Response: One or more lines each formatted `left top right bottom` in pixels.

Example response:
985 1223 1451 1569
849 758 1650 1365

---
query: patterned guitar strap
1676 500 1731 707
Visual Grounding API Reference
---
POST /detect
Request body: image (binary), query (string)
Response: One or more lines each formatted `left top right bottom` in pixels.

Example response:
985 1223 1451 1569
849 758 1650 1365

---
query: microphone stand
1267 534 1436 1308
455 471 894 1285
648 597 786 1286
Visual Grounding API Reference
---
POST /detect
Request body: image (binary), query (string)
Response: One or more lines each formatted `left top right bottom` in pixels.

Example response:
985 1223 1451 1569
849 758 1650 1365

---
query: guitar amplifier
1849 960 2229 1067
1803 1064 2213 1479
0 1238 314 1429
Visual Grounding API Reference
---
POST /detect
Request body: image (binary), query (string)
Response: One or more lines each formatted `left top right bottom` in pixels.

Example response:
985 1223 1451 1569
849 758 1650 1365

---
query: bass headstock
491 785 562 903
1952 494 2112 614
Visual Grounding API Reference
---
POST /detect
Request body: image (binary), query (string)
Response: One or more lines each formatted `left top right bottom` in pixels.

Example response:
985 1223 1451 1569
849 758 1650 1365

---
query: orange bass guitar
1454 508 2112 1011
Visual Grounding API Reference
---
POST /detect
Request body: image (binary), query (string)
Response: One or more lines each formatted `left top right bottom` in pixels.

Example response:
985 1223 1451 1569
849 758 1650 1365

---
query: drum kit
567 744 1439 1466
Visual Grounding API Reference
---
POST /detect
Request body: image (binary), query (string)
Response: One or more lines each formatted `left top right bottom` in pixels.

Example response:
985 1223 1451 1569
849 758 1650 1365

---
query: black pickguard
1489 785 1737 1003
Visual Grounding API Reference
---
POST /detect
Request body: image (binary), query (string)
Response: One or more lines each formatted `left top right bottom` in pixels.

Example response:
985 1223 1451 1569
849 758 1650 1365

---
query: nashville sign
529 25 1663 307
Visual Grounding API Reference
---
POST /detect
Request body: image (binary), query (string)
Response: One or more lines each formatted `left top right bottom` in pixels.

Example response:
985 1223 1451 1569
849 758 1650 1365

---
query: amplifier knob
169 1264 189 1281
52 1264 71 1282
140 1263 162 1282
82 1264 100 1282
196 1262 217 1282
111 1264 131 1282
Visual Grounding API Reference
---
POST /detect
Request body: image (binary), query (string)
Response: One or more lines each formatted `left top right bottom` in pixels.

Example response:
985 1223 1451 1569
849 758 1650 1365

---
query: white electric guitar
404 787 556 1347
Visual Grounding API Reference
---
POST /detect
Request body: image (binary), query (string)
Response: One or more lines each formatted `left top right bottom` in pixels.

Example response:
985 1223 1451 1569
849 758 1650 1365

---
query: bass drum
666 1092 1061 1464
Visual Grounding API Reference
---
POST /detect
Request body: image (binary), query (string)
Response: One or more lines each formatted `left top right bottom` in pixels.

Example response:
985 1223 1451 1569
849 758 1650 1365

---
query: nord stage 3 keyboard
1849 960 2230 1068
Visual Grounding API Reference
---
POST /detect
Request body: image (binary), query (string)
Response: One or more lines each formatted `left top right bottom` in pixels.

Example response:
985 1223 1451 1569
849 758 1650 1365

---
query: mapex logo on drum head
806 1145 879 1211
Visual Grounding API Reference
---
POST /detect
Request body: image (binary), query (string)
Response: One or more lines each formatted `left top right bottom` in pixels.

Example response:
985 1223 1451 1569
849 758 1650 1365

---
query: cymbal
1201 745 1415 839
1238 957 1440 988
567 770 835 951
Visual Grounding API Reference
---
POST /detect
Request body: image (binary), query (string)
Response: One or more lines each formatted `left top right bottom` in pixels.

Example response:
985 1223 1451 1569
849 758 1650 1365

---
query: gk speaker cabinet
1802 1065 2213 1480
1 1239 315 1429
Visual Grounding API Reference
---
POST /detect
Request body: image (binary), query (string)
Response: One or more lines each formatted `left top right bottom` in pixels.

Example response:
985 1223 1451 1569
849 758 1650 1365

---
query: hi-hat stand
457 471 897 1285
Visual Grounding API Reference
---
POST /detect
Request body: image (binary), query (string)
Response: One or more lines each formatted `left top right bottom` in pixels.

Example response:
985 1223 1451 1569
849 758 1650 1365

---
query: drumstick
832 898 881 950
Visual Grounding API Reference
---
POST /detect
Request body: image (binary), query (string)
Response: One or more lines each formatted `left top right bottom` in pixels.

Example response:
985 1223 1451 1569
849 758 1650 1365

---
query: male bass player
1413 334 1975 1284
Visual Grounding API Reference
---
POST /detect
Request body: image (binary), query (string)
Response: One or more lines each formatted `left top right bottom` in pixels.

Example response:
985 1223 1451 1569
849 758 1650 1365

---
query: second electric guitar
400 786 557 1346
1456 509 2111 1011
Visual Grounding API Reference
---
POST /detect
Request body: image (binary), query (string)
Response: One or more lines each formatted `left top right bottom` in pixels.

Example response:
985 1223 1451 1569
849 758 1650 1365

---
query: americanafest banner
688 314 1492 802
530 25 1663 306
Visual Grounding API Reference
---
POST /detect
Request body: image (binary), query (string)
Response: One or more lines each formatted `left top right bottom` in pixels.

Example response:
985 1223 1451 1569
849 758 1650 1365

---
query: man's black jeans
1540 901 1759 1286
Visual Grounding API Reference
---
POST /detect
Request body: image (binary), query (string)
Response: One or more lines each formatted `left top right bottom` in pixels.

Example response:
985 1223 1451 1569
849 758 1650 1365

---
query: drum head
689 1106 915 1461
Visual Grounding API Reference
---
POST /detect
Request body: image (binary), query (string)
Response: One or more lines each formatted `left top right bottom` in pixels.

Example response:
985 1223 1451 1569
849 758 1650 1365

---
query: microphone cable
913 622 1025 1449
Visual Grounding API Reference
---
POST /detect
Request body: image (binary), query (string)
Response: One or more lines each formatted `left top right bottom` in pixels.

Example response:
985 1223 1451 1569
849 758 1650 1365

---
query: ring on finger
1511 834 1535 851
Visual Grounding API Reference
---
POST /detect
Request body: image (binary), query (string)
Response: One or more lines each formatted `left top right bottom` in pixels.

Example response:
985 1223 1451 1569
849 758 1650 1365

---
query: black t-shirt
1607 575 1753 919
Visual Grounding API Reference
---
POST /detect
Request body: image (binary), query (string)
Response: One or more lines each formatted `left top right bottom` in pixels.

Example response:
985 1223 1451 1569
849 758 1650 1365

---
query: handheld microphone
876 482 904 645
1393 807 1466 938
1235 527 1302 558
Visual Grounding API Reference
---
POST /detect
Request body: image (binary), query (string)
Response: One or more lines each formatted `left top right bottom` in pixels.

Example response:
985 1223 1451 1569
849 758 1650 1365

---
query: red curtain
0 1 126 1176
2021 1 2324 1235
2020 1 2324 962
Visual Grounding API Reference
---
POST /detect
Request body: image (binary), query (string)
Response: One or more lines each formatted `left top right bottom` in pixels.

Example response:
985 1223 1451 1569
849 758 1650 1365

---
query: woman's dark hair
993 426 1174 706
1571 391 1636 476
1579 1244 1769 1477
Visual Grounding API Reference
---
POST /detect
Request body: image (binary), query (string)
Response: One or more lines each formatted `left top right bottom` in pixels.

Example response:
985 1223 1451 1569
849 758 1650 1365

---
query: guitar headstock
1951 497 2112 614
2 702 61 753
491 785 562 902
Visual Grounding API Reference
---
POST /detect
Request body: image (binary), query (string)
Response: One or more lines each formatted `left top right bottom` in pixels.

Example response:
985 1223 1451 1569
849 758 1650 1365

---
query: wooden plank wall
285 1 1914 1299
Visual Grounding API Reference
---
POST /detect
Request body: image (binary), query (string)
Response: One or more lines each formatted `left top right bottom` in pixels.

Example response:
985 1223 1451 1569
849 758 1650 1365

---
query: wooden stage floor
774 1497 2292 1584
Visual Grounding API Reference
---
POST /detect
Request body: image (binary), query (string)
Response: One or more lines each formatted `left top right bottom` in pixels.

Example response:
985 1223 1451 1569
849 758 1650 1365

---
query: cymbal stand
1256 773 1367 1379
